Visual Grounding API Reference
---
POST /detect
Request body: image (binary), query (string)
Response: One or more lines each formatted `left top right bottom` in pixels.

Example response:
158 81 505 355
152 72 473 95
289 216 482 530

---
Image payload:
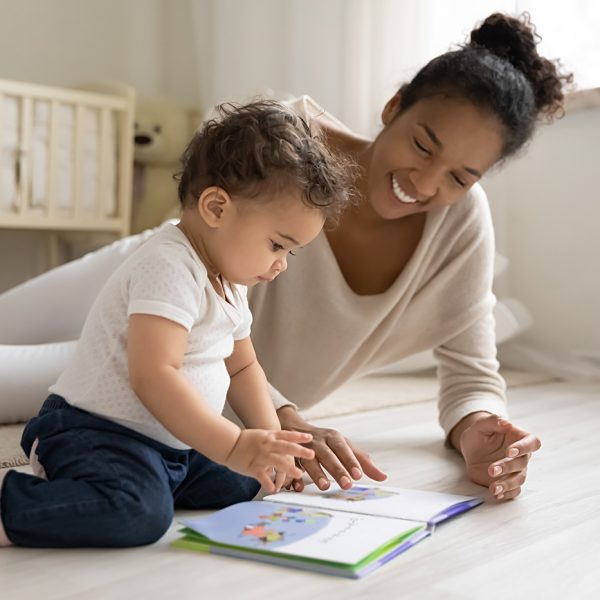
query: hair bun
470 13 536 74
469 12 572 120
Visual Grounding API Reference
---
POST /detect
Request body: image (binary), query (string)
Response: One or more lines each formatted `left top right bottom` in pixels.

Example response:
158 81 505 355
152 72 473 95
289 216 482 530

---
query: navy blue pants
0 395 260 547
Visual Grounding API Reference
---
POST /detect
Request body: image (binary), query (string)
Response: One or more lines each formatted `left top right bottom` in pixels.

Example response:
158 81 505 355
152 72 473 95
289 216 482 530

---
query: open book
171 483 484 578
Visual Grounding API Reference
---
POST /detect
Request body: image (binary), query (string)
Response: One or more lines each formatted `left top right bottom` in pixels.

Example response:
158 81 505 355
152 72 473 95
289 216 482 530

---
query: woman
0 14 570 502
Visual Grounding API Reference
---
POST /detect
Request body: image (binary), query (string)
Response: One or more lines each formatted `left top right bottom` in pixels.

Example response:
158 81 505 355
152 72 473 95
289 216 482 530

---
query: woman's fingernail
351 467 362 479
494 484 503 495
318 478 330 489
491 466 502 476
340 476 352 488
497 493 504 500
508 448 519 458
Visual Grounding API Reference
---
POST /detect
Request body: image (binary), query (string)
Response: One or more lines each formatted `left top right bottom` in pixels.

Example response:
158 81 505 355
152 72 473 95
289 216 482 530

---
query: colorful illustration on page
238 505 332 549
322 485 398 502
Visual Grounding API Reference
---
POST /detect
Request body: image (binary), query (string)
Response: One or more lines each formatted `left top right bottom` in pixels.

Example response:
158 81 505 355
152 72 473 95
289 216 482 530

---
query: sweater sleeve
434 187 509 438
268 381 299 412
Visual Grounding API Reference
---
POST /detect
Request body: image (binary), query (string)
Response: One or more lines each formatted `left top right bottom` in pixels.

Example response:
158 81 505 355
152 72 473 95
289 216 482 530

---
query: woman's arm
434 196 541 500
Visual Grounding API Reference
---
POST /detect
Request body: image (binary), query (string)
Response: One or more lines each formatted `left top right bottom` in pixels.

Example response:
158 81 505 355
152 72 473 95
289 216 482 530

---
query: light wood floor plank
1 380 599 599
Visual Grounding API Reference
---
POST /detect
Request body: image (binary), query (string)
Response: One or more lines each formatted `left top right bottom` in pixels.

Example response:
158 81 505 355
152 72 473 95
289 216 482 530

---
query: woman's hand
277 406 387 492
457 413 541 502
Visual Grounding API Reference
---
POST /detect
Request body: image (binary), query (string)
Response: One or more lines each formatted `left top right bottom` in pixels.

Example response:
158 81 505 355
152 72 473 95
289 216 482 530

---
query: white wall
483 106 600 355
0 0 199 103
0 0 598 357
192 0 348 118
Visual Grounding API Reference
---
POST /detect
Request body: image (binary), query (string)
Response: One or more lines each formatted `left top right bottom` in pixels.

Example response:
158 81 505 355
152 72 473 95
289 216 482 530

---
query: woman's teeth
391 175 417 204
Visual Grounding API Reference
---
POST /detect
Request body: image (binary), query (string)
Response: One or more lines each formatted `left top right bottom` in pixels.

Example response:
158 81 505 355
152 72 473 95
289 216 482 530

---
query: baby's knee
109 491 174 547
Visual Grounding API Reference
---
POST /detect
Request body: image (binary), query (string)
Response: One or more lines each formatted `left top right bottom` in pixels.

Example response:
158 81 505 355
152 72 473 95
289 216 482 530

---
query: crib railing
0 78 134 237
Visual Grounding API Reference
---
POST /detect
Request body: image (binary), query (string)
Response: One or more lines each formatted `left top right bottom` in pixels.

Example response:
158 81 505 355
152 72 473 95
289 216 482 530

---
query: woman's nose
410 165 442 198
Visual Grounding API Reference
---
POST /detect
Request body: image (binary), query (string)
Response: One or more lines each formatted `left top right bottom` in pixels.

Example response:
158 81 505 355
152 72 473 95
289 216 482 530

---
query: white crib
0 78 134 239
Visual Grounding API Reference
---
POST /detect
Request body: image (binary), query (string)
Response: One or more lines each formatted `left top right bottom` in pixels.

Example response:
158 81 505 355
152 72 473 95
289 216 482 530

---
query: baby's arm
128 314 313 490
225 337 303 490
225 337 280 430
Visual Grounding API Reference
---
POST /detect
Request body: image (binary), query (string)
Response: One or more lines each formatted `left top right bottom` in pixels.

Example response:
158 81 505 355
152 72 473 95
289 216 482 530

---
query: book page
180 501 424 566
265 483 483 523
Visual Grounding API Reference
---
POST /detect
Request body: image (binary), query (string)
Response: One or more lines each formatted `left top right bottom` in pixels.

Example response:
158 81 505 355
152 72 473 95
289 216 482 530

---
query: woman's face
364 94 505 220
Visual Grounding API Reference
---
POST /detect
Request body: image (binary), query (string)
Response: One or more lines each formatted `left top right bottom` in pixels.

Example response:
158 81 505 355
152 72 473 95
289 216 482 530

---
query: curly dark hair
397 13 574 159
175 99 355 224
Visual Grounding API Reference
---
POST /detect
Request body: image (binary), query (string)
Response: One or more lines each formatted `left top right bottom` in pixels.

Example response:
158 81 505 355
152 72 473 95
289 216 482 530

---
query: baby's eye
271 240 298 255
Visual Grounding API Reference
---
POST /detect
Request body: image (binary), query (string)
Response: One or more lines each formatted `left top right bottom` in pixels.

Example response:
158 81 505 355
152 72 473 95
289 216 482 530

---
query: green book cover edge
171 523 425 573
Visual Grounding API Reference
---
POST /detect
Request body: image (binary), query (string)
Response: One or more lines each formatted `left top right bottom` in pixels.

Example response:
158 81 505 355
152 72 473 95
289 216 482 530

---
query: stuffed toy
132 99 201 233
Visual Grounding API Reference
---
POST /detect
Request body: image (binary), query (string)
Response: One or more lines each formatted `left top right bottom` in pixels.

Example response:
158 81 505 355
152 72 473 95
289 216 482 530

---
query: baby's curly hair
175 99 354 224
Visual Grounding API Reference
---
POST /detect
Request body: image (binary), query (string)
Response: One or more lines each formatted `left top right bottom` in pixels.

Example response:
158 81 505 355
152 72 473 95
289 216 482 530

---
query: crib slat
72 103 83 220
18 95 33 215
116 102 134 236
98 108 110 218
0 92 4 210
46 101 58 218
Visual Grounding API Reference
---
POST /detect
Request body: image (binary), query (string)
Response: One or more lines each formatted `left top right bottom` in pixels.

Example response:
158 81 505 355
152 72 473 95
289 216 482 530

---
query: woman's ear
381 91 402 126
197 187 232 228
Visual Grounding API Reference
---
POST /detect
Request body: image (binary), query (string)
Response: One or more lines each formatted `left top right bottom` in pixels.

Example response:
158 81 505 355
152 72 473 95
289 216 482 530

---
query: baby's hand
226 429 314 492
271 456 303 492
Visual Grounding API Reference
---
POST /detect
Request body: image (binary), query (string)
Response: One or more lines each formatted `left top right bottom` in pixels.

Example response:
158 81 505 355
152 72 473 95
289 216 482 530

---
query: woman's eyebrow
418 123 442 148
464 166 482 178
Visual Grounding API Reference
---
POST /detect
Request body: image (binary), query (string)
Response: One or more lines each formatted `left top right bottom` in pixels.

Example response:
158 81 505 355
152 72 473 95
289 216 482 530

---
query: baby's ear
198 187 232 227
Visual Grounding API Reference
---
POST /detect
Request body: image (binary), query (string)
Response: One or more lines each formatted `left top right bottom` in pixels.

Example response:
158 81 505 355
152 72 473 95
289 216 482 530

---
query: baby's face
214 191 325 286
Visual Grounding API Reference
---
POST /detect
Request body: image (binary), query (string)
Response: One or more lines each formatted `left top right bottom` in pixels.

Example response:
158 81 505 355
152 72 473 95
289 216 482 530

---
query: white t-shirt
51 223 252 449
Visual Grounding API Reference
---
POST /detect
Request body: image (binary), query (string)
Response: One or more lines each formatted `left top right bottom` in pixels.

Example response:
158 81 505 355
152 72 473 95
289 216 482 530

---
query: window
517 0 600 90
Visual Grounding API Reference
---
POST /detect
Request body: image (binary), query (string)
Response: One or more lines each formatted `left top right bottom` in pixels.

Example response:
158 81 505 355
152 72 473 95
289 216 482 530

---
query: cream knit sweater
248 104 508 436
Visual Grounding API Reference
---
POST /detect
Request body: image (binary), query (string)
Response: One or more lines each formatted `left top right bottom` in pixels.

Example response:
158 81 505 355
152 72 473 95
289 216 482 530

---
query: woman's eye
451 173 466 187
289 250 297 257
414 138 431 155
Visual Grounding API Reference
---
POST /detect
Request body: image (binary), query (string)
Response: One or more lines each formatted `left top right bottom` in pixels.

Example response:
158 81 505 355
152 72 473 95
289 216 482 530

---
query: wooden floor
1 379 599 599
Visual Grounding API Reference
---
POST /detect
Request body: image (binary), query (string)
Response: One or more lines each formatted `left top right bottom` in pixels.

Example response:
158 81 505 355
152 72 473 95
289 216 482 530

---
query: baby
0 100 352 548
